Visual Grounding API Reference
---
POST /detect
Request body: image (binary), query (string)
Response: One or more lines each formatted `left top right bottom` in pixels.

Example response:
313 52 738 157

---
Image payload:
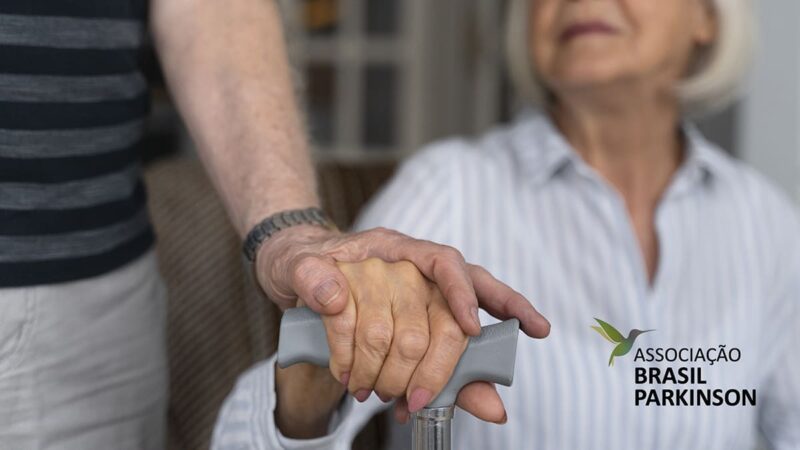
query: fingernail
471 307 481 329
377 392 391 403
498 410 508 424
354 389 371 402
407 388 433 413
314 280 341 306
340 372 350 387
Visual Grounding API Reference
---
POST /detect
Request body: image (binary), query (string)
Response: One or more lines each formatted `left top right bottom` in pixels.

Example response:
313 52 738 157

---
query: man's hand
256 225 551 338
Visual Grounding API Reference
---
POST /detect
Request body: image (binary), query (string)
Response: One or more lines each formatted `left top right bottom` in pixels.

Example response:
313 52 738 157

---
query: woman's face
529 0 716 97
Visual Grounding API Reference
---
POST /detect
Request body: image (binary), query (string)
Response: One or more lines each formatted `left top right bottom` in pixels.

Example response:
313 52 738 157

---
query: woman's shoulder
696 134 800 254
399 114 541 178
723 157 800 299
354 119 536 236
707 142 799 223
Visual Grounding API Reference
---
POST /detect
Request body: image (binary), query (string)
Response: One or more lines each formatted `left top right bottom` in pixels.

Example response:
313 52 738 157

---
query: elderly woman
213 0 799 448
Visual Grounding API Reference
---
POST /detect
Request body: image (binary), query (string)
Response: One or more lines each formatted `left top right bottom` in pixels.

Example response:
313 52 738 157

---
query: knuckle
394 260 417 274
329 314 356 340
362 257 385 271
371 227 397 239
469 263 488 276
395 330 429 361
359 323 393 355
439 246 465 263
291 255 319 283
395 261 425 285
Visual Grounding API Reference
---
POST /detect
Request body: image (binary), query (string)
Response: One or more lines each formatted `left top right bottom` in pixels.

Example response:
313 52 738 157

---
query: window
282 0 510 161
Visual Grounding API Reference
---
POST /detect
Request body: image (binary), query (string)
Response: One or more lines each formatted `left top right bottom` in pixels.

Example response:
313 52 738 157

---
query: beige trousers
0 250 168 450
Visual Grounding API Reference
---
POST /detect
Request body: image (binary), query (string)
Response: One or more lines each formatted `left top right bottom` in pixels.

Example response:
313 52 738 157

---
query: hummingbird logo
591 318 654 367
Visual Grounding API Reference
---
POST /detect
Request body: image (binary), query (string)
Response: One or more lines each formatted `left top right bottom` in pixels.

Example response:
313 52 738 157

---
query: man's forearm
150 0 317 236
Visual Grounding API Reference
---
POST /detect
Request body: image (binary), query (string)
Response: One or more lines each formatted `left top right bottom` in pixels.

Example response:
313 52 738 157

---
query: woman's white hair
505 0 756 117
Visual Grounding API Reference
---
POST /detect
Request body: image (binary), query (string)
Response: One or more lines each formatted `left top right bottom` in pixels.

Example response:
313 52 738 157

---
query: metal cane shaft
277 307 520 449
412 406 454 450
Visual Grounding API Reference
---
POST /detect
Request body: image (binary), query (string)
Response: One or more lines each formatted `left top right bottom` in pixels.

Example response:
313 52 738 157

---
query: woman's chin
547 69 632 97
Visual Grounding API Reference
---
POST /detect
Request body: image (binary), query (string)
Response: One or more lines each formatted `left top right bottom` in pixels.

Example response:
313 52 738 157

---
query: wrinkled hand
256 225 550 338
331 259 468 415
272 257 511 436
319 258 543 423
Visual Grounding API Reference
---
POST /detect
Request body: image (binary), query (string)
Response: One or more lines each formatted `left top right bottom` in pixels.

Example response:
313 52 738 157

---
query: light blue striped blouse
212 111 800 450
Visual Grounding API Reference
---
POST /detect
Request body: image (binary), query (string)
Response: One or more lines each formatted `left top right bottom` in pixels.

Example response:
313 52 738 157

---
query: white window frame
280 0 511 163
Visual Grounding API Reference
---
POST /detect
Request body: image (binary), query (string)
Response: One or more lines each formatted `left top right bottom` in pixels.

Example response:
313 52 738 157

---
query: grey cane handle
276 307 331 368
277 307 519 408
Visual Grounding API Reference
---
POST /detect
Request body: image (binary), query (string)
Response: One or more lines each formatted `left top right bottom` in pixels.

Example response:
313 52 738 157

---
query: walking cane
277 307 520 450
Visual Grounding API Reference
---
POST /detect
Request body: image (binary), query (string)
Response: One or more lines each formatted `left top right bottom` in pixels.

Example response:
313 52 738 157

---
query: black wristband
242 207 337 262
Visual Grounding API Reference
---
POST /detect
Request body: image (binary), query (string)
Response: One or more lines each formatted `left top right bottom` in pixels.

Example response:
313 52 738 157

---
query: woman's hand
275 257 549 437
327 258 531 423
327 259 467 411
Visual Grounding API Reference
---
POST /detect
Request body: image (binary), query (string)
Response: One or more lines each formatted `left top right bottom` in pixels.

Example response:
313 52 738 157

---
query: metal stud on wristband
242 207 337 262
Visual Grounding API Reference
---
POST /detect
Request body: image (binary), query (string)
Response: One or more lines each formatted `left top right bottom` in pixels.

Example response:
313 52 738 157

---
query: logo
591 318 654 366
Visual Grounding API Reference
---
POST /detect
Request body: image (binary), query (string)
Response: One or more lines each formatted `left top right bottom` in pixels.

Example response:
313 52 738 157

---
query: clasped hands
257 225 550 434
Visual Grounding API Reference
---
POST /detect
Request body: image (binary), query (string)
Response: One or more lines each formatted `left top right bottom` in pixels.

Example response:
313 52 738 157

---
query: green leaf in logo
594 318 624 343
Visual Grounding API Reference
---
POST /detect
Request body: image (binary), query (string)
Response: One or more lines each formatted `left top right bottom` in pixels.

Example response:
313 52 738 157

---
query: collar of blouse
509 109 733 201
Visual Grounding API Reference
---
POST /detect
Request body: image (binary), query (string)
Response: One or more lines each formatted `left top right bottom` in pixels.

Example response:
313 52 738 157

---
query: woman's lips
560 21 618 42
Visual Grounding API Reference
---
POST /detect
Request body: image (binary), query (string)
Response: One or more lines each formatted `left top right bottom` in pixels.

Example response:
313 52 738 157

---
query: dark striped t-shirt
0 0 154 287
